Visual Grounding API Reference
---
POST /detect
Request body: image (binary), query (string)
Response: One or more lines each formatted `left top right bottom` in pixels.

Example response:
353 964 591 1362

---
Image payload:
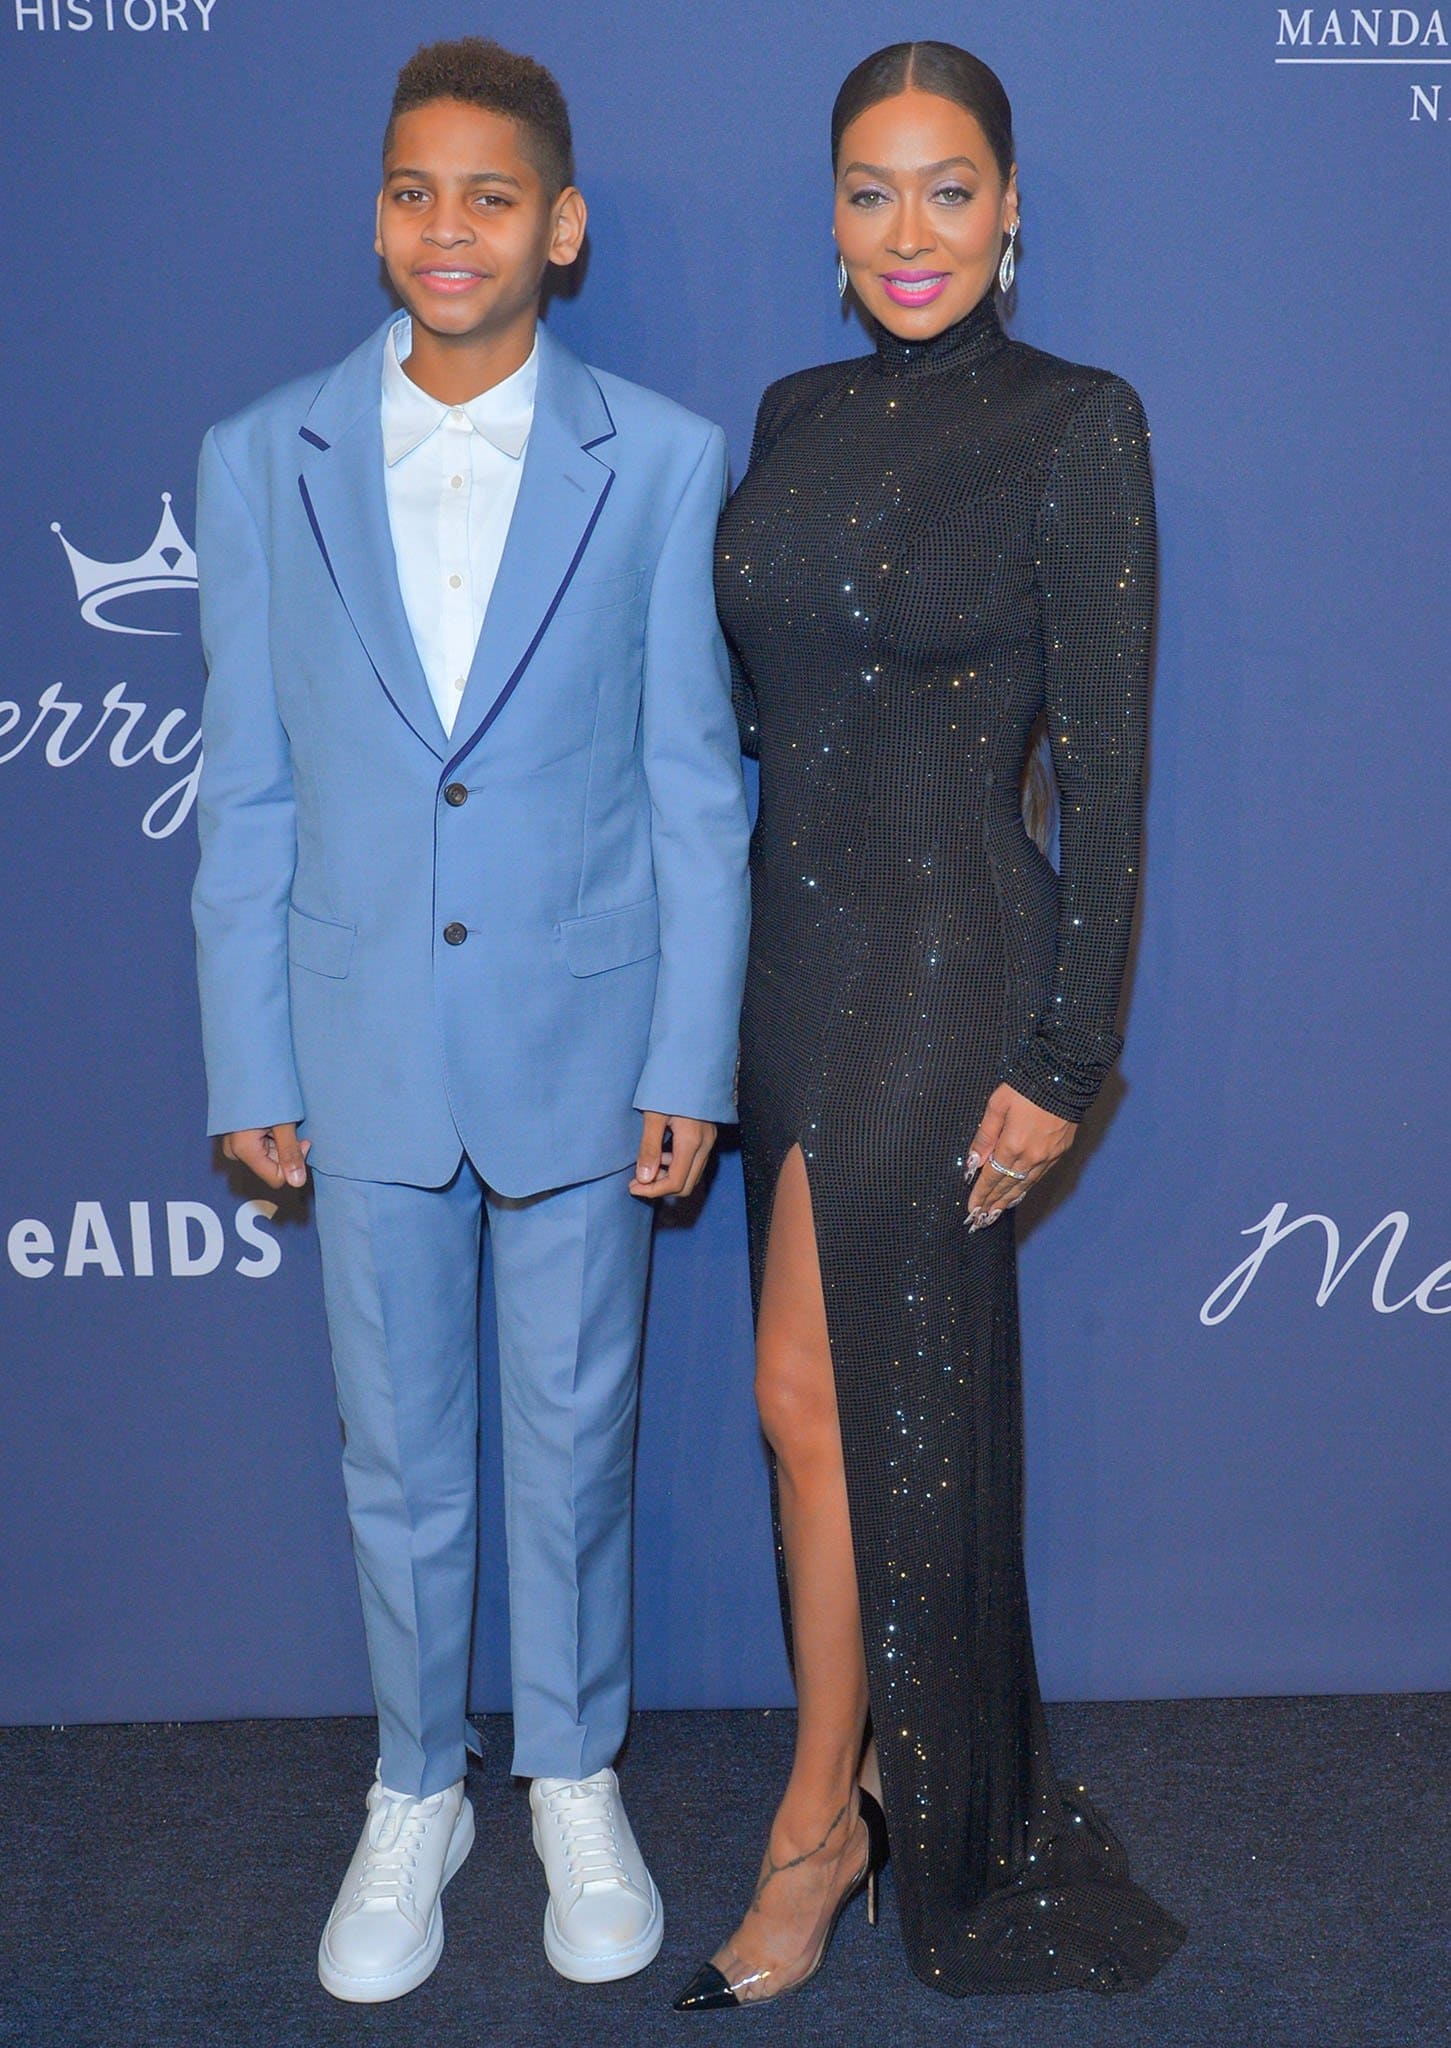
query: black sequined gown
716 290 1184 1995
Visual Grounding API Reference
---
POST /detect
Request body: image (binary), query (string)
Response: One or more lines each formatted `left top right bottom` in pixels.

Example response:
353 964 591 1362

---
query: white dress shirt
381 316 538 738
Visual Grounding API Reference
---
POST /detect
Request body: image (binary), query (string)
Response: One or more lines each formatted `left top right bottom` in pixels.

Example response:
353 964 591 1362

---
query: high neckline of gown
873 288 1007 378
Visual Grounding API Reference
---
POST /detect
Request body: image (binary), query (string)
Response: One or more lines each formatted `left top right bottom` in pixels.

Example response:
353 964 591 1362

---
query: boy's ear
374 189 385 259
548 186 587 270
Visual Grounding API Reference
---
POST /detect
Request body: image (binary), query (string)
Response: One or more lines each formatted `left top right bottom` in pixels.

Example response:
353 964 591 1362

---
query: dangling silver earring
997 222 1019 296
837 250 849 299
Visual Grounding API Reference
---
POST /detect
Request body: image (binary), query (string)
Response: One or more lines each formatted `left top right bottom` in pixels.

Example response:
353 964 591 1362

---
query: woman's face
834 89 1018 339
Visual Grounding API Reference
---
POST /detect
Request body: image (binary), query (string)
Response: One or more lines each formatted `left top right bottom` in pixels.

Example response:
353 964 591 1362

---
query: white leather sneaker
317 1767 475 2003
529 1768 664 1982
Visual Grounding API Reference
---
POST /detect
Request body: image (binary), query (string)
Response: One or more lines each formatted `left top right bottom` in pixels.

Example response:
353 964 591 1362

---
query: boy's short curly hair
385 37 575 195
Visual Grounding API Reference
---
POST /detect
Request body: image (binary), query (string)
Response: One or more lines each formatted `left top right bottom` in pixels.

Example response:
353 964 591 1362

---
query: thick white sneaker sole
317 1796 475 2004
541 1876 664 1984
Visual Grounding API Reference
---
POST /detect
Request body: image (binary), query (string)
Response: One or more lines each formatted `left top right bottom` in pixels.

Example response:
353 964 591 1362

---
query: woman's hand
965 1084 1076 1228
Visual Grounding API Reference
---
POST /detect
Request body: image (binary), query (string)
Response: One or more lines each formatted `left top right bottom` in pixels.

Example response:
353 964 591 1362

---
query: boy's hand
630 1112 716 1200
222 1123 311 1191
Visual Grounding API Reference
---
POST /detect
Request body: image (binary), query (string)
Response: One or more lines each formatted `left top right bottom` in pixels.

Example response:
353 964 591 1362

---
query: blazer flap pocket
555 566 647 617
557 897 660 977
288 903 356 979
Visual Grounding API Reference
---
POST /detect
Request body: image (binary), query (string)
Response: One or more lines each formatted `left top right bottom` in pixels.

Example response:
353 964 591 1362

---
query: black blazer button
443 922 468 946
444 782 469 807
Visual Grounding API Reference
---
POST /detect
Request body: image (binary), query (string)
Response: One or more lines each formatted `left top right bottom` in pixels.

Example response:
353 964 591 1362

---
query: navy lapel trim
441 469 616 778
297 474 333 571
583 399 617 452
297 471 446 757
294 317 621 774
298 314 400 448
439 328 620 767
291 317 450 758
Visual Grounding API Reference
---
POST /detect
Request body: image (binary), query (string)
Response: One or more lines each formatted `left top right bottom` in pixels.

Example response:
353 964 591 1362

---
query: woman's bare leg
702 1146 873 1998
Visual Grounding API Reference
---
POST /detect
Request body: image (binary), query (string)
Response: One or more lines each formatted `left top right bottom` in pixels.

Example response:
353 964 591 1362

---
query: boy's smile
414 265 490 297
375 97 585 401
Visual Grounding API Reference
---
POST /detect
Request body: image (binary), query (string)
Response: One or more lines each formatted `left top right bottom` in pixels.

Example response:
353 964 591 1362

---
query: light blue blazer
192 315 750 1196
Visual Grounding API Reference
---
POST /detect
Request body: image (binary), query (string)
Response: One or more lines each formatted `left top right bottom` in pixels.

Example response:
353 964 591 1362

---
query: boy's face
375 98 584 347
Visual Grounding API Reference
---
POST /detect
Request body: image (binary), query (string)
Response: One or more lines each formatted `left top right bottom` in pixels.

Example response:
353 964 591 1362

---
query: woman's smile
879 269 949 306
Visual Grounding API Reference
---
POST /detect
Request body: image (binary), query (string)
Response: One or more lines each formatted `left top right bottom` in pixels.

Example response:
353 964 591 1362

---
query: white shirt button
381 322 538 742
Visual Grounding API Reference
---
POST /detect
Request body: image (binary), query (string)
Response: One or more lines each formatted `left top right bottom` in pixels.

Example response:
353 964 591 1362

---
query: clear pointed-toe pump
673 1788 890 2012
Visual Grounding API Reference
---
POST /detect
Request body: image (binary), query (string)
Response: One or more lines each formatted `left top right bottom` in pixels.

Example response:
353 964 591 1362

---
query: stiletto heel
859 1788 890 1929
673 1789 893 2010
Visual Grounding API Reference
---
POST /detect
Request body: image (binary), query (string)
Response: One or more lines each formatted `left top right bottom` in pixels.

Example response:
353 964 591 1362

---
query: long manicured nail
965 1151 982 1183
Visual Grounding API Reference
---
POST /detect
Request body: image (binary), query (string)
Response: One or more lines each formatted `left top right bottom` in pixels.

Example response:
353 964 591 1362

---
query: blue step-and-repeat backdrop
1 2 1447 1725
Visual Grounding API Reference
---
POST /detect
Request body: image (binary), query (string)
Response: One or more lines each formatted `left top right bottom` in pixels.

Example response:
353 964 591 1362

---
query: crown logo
51 493 198 637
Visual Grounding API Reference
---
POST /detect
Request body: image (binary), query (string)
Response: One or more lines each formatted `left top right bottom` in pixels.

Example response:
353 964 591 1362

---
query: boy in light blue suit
192 39 748 2002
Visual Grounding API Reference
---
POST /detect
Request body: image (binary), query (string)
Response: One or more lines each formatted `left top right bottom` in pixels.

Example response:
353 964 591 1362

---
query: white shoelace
540 1780 631 1891
351 1788 443 1909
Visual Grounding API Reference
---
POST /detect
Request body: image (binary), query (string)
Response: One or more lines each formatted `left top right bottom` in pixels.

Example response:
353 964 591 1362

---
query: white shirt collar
382 316 538 466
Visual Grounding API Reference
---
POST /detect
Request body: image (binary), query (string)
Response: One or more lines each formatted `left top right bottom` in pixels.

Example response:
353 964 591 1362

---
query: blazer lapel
296 317 447 760
444 325 617 772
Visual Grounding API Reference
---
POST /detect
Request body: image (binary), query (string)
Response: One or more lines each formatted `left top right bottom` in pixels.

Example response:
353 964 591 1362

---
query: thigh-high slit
740 1095 1185 1995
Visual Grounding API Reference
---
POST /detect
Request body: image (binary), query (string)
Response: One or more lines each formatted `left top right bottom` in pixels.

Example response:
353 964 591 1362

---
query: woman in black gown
675 42 1185 2010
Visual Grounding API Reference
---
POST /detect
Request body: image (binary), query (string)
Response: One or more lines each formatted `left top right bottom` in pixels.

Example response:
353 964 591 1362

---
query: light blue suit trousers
312 1158 652 1793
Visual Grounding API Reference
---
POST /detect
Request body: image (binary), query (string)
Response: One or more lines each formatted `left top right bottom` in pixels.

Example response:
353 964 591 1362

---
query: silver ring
988 1153 1029 1181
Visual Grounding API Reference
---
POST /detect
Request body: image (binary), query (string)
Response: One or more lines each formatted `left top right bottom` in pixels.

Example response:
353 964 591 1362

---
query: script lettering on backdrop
0 497 203 837
1201 1203 1451 1323
1276 9 1451 122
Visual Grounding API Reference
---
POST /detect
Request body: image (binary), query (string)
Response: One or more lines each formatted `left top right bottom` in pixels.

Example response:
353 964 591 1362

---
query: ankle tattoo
750 1799 850 1910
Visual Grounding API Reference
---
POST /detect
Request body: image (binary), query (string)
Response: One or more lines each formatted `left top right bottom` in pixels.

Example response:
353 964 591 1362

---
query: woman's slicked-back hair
831 41 1014 182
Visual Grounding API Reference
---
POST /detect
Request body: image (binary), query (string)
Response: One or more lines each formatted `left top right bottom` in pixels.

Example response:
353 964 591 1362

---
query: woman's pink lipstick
881 269 949 308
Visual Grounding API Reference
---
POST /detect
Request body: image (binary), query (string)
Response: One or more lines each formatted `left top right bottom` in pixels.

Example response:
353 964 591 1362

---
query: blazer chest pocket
554 566 647 618
557 897 659 977
288 903 355 979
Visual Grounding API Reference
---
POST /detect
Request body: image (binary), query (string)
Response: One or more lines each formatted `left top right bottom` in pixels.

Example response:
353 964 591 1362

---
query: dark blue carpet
5 1695 1445 2047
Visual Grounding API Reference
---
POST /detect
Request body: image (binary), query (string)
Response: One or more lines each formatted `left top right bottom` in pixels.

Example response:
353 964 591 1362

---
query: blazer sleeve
998 376 1156 1123
190 425 304 1137
632 424 752 1124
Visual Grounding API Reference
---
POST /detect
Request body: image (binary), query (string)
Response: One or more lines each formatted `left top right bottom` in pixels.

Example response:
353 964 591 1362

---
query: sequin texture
718 289 1184 1994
